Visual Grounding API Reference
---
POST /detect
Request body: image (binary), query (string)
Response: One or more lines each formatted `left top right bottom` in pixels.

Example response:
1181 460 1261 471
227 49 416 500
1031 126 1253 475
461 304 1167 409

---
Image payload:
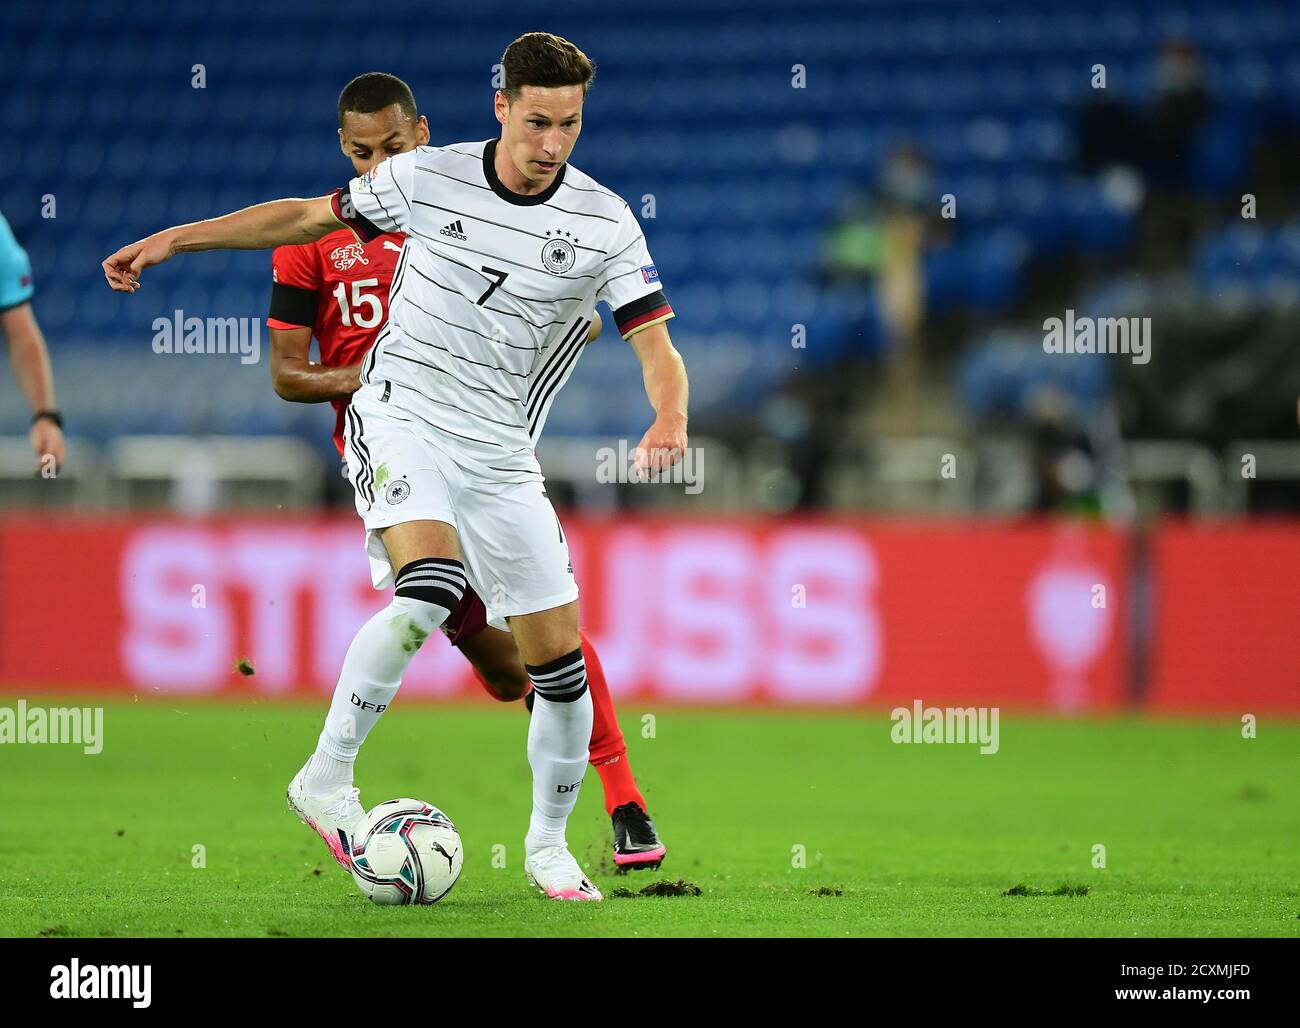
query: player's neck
492 137 552 197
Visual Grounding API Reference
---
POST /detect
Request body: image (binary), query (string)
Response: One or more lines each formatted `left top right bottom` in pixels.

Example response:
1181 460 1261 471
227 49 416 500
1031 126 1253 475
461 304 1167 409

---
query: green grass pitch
1 698 1297 937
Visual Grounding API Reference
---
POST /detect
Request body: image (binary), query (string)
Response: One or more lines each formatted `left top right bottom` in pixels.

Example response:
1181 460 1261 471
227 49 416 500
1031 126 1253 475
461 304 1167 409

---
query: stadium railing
0 435 322 512
1119 440 1222 516
1222 440 1300 512
6 434 1298 516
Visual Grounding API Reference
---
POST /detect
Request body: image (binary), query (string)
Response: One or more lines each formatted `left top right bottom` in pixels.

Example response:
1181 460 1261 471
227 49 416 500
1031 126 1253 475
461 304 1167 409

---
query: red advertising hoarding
1147 521 1300 715
0 515 1129 710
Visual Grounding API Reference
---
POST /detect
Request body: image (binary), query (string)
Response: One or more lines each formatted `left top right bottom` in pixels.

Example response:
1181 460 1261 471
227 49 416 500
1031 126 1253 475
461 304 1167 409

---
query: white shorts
341 387 578 631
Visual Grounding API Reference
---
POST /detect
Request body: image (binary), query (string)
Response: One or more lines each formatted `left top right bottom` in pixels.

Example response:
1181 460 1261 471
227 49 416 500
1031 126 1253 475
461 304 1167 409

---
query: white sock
302 749 353 796
312 559 465 791
524 649 593 853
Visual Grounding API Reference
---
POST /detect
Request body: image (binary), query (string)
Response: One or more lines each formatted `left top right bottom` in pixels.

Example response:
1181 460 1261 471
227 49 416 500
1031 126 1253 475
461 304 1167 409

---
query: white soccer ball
349 798 463 905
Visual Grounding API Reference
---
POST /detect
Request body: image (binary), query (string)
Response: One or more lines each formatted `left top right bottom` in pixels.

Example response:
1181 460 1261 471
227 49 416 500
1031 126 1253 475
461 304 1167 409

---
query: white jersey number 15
332 278 383 329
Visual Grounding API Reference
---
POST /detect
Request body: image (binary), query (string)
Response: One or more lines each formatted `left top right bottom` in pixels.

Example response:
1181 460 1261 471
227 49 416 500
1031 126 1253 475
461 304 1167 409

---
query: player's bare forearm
2 303 57 412
272 357 361 402
102 195 341 293
629 321 688 426
269 327 360 402
627 321 688 470
3 302 66 470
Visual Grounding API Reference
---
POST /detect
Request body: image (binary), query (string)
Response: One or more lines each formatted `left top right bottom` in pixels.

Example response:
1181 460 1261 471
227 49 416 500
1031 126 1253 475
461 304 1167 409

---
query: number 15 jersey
268 228 405 456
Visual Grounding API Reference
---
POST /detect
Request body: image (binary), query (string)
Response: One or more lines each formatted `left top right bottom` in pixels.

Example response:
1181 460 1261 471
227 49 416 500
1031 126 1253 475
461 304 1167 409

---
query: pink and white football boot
524 844 603 901
286 765 364 870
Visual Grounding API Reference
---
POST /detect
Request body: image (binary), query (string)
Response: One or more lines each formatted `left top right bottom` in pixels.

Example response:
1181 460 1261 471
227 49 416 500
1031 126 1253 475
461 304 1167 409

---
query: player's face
495 85 584 188
338 104 430 176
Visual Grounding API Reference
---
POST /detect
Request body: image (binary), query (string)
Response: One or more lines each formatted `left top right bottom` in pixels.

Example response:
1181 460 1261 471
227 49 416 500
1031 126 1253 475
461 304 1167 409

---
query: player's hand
30 418 65 474
102 230 177 292
633 414 688 478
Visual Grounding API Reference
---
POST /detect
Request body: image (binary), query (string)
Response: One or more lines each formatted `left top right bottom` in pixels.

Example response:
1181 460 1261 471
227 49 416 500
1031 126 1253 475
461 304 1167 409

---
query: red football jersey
268 228 404 455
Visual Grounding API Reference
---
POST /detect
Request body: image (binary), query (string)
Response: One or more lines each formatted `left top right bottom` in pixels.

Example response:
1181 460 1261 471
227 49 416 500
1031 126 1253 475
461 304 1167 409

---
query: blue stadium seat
1 0 1291 441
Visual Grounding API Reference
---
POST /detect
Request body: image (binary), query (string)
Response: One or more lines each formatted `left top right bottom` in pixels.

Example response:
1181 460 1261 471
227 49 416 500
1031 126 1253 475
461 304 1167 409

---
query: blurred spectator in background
755 385 840 511
1145 38 1211 187
1 210 64 473
1141 38 1214 266
1026 387 1103 516
820 144 941 433
1077 86 1142 174
1076 38 1213 270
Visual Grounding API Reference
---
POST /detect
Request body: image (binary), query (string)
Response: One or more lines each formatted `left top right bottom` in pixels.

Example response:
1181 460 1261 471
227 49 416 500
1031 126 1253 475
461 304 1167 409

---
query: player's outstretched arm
269 326 361 403
102 195 341 293
627 320 688 474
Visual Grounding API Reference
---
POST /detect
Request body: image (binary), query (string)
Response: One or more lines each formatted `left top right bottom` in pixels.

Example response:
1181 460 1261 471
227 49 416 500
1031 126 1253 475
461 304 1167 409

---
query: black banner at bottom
0 937 1292 1012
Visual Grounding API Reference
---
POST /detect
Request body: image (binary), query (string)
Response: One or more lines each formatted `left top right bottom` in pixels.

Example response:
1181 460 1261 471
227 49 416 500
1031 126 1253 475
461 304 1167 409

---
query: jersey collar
482 138 566 206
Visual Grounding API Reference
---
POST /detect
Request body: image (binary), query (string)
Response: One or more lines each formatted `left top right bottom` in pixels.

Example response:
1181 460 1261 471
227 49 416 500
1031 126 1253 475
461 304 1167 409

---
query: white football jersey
331 140 673 480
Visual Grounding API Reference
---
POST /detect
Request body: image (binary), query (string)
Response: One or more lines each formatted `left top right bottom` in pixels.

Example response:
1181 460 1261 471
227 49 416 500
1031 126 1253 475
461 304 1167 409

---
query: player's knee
386 595 446 653
518 630 583 674
479 665 530 702
387 558 465 653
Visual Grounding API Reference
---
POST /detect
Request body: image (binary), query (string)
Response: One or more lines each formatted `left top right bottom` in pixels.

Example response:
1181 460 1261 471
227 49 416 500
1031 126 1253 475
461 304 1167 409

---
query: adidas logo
439 219 468 241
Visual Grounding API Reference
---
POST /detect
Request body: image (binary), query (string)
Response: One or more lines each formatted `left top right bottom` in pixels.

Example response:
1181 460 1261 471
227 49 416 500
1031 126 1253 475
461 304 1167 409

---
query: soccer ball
349 799 463 905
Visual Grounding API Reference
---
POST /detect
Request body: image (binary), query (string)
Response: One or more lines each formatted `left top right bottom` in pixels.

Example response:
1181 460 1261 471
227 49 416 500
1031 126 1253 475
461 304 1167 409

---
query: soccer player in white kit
102 32 689 901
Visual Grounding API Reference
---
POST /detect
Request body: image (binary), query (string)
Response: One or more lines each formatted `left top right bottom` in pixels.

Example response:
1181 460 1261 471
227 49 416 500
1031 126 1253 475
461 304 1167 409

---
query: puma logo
429 841 457 871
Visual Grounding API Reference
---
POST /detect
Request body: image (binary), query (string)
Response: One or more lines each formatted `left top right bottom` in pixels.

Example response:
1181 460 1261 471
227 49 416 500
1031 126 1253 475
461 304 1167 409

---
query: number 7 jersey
268 228 405 456
330 139 673 481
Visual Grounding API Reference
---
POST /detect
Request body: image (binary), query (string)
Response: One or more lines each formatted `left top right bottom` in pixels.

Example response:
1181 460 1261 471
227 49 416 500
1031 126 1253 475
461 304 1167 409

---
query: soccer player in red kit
266 72 664 871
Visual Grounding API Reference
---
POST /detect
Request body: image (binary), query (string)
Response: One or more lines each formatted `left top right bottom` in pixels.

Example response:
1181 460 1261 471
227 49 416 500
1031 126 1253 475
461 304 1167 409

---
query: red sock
581 628 647 816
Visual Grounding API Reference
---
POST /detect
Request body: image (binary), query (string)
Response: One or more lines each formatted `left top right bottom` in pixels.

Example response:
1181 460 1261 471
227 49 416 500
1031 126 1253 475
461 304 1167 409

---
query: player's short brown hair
338 72 419 126
499 32 595 101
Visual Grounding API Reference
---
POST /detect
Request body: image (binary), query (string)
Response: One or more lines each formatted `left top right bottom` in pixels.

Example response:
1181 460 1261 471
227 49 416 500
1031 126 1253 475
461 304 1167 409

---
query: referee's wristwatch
31 410 63 429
